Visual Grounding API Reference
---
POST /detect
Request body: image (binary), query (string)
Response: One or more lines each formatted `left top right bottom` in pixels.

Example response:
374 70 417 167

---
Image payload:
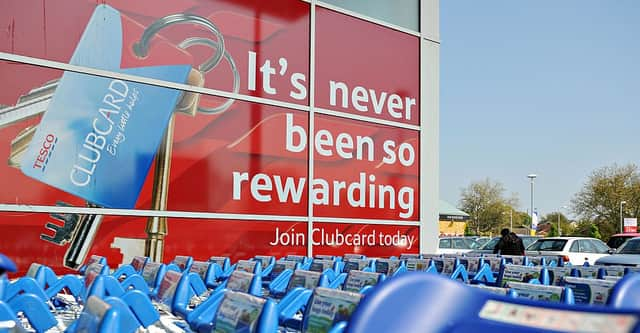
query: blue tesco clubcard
20 5 191 208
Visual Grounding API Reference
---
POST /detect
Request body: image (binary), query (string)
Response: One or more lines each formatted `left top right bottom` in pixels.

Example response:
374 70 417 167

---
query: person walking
493 228 525 255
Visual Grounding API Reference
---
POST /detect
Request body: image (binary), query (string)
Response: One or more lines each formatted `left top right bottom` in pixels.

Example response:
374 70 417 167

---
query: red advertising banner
312 115 419 220
0 213 307 274
311 223 419 258
315 7 420 125
0 85 310 215
0 1 421 273
1 0 310 104
624 218 638 233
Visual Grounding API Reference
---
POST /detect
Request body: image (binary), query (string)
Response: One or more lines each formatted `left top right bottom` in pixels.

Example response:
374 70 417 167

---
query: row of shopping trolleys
1 253 412 333
3 252 640 332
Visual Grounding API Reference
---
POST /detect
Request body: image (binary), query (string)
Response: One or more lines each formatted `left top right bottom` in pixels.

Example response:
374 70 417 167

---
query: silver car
595 237 640 266
437 237 481 254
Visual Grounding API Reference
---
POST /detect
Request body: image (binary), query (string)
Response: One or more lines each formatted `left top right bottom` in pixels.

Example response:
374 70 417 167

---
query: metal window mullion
0 203 308 222
314 216 419 226
307 0 317 257
314 107 420 131
0 52 309 113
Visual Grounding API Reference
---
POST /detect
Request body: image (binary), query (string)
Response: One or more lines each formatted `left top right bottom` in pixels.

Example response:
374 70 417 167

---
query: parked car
606 233 640 250
595 237 640 266
525 237 611 265
469 236 491 247
437 237 481 254
468 235 541 255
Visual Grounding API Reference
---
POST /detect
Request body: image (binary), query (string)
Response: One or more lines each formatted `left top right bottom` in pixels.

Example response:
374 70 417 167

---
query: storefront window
320 0 420 31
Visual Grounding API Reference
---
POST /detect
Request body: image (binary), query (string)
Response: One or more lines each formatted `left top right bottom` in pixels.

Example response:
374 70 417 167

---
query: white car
437 237 480 254
525 237 611 265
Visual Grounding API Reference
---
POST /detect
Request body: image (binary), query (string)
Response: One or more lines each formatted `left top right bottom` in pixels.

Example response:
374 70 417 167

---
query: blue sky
440 1 640 217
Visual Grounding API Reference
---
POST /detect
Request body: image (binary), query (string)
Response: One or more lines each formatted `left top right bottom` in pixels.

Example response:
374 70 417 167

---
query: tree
464 223 474 236
459 179 519 235
548 223 559 237
519 213 532 229
571 163 640 240
589 224 602 239
540 212 574 236
572 220 594 237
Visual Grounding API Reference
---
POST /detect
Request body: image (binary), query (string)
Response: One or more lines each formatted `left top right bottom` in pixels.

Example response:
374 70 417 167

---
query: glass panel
589 240 610 254
439 239 451 249
320 0 420 31
579 240 596 253
452 239 467 249
607 236 629 249
482 237 500 250
521 237 540 248
619 239 640 254
315 8 420 126
464 238 480 249
570 241 580 253
1 0 311 104
312 114 419 221
312 222 418 257
534 240 567 251
0 209 307 274
0 63 309 215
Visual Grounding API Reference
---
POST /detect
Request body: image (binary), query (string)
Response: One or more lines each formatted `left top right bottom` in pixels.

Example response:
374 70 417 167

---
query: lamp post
620 201 627 233
527 174 537 235
558 205 568 236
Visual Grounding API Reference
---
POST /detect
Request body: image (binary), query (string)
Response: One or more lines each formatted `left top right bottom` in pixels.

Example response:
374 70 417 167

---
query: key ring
177 37 240 114
133 14 240 114
133 13 225 72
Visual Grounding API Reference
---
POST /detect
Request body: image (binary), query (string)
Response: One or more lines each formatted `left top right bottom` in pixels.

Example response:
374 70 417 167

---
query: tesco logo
32 134 57 171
